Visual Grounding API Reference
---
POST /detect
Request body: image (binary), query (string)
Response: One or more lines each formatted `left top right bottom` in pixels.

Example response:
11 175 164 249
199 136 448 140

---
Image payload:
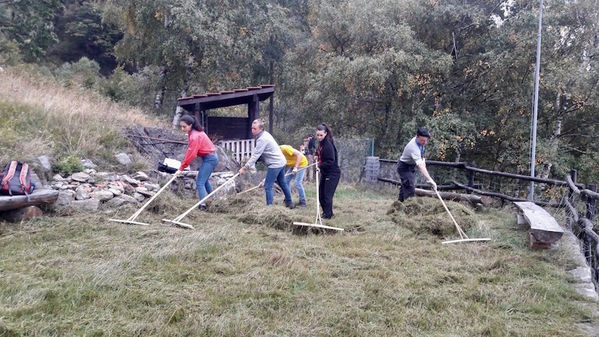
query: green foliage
101 66 161 106
0 36 22 66
0 0 63 61
54 155 84 175
48 1 122 74
54 57 102 89
2 0 598 182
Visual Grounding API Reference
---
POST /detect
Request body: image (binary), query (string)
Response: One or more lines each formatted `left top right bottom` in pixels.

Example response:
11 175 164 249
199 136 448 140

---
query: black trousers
397 161 416 202
319 171 340 218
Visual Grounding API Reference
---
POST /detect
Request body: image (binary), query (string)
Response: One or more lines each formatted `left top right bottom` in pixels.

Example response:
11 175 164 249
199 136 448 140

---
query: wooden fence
219 139 255 163
375 158 599 290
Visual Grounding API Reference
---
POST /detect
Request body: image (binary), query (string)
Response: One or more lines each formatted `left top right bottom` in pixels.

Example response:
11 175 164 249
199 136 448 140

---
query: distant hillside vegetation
0 67 162 172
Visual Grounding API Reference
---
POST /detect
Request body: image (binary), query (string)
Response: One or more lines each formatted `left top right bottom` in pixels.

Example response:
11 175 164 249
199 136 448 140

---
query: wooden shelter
177 84 275 140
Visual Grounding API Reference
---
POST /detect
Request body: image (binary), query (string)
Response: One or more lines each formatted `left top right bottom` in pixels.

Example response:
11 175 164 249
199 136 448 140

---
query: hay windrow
387 198 478 238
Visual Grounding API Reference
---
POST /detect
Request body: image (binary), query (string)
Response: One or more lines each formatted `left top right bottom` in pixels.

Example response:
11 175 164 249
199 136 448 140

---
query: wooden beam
414 188 493 206
0 189 59 212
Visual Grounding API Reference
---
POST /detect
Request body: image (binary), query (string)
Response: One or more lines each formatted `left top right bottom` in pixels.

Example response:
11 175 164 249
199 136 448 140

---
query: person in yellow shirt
280 144 308 207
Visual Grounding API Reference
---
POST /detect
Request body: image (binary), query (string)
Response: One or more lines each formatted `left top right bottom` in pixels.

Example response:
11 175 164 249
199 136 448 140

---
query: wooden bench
514 201 564 249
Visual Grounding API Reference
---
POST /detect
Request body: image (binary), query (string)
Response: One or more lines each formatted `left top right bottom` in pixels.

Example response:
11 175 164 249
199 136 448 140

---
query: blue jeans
196 153 218 203
285 167 306 203
264 166 293 205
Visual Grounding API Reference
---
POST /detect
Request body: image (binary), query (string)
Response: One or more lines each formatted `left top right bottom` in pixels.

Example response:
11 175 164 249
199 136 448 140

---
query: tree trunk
154 66 167 110
172 68 190 128
539 91 563 179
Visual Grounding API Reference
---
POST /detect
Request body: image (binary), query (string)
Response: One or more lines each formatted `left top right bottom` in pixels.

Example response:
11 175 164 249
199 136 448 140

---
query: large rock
56 190 76 207
133 171 149 181
71 172 91 183
71 198 100 212
90 190 114 202
214 145 239 172
119 194 139 204
37 155 52 172
133 192 146 202
81 159 97 169
75 185 91 200
104 197 128 208
122 175 140 186
115 153 132 166
135 187 153 197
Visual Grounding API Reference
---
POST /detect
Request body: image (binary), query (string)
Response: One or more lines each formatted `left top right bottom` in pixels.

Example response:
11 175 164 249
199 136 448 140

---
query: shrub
54 155 84 175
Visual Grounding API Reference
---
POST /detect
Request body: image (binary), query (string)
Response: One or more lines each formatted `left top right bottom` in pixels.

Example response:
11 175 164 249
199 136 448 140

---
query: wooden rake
292 169 344 232
434 187 490 244
162 173 240 230
109 172 179 226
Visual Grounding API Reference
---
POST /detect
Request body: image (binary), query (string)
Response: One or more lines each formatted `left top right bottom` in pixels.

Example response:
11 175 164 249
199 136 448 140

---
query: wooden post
586 183 596 221
269 93 274 134
467 168 475 194
269 62 274 134
569 169 577 203
247 95 259 139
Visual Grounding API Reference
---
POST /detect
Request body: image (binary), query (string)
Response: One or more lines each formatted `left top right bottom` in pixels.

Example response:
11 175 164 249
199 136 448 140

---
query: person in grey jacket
397 127 436 202
239 119 294 207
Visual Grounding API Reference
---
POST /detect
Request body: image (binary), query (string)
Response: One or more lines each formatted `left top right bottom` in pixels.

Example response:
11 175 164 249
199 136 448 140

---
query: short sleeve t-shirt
280 145 308 167
399 137 424 165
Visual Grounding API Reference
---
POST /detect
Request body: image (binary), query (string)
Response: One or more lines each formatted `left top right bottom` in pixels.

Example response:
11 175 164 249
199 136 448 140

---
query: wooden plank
514 201 564 244
0 189 59 212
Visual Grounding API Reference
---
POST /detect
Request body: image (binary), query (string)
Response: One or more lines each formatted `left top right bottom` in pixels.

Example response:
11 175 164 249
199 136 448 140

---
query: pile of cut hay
387 198 478 237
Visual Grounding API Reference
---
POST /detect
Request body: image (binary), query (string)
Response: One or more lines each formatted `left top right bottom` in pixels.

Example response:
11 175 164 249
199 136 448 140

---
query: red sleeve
179 133 199 170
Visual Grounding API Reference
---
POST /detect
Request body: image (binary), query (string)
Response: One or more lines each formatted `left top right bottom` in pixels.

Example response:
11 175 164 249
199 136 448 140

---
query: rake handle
172 173 240 222
128 172 179 221
434 188 468 239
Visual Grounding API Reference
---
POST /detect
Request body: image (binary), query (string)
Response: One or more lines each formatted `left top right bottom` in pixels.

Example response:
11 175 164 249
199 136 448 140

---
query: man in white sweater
239 119 294 207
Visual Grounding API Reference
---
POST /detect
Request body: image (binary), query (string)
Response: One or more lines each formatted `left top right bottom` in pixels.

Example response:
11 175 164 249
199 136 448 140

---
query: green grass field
1 185 596 336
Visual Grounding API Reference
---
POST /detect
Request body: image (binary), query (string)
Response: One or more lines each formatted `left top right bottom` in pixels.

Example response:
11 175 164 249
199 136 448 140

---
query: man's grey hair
252 118 266 130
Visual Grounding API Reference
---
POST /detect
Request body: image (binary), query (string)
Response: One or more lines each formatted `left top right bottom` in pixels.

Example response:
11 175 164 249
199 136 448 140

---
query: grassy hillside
1 185 596 336
0 67 158 170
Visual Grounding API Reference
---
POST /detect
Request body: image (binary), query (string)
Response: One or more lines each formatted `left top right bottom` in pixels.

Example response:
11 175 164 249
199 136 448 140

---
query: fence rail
376 157 599 290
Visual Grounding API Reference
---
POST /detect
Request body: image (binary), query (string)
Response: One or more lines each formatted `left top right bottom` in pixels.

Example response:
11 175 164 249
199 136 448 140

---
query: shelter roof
177 84 275 111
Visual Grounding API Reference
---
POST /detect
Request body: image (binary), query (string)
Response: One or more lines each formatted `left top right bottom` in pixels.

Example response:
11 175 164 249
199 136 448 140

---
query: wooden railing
376 158 599 290
219 139 255 163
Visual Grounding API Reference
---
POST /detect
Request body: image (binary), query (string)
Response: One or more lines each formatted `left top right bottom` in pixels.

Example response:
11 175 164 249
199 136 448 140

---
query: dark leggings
397 161 416 202
319 171 340 218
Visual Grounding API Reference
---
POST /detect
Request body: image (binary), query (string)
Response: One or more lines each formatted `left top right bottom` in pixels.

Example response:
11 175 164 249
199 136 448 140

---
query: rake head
441 238 491 244
109 218 151 226
162 219 195 230
292 221 344 231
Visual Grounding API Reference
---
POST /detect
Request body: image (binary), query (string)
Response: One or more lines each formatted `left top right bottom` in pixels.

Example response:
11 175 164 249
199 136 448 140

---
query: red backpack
1 161 35 197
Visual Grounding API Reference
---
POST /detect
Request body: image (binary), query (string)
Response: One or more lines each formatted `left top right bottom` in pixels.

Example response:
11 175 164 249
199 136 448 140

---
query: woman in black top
315 123 341 219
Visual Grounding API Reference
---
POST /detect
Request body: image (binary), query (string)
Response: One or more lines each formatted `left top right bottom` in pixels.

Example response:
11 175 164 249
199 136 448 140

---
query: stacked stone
51 169 160 212
49 168 237 213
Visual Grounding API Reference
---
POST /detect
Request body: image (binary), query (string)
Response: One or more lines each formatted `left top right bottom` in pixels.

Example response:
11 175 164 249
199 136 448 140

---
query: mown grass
0 67 159 169
0 185 596 336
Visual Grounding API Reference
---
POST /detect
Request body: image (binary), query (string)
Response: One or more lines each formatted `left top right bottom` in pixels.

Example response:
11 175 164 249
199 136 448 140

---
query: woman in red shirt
179 115 218 209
